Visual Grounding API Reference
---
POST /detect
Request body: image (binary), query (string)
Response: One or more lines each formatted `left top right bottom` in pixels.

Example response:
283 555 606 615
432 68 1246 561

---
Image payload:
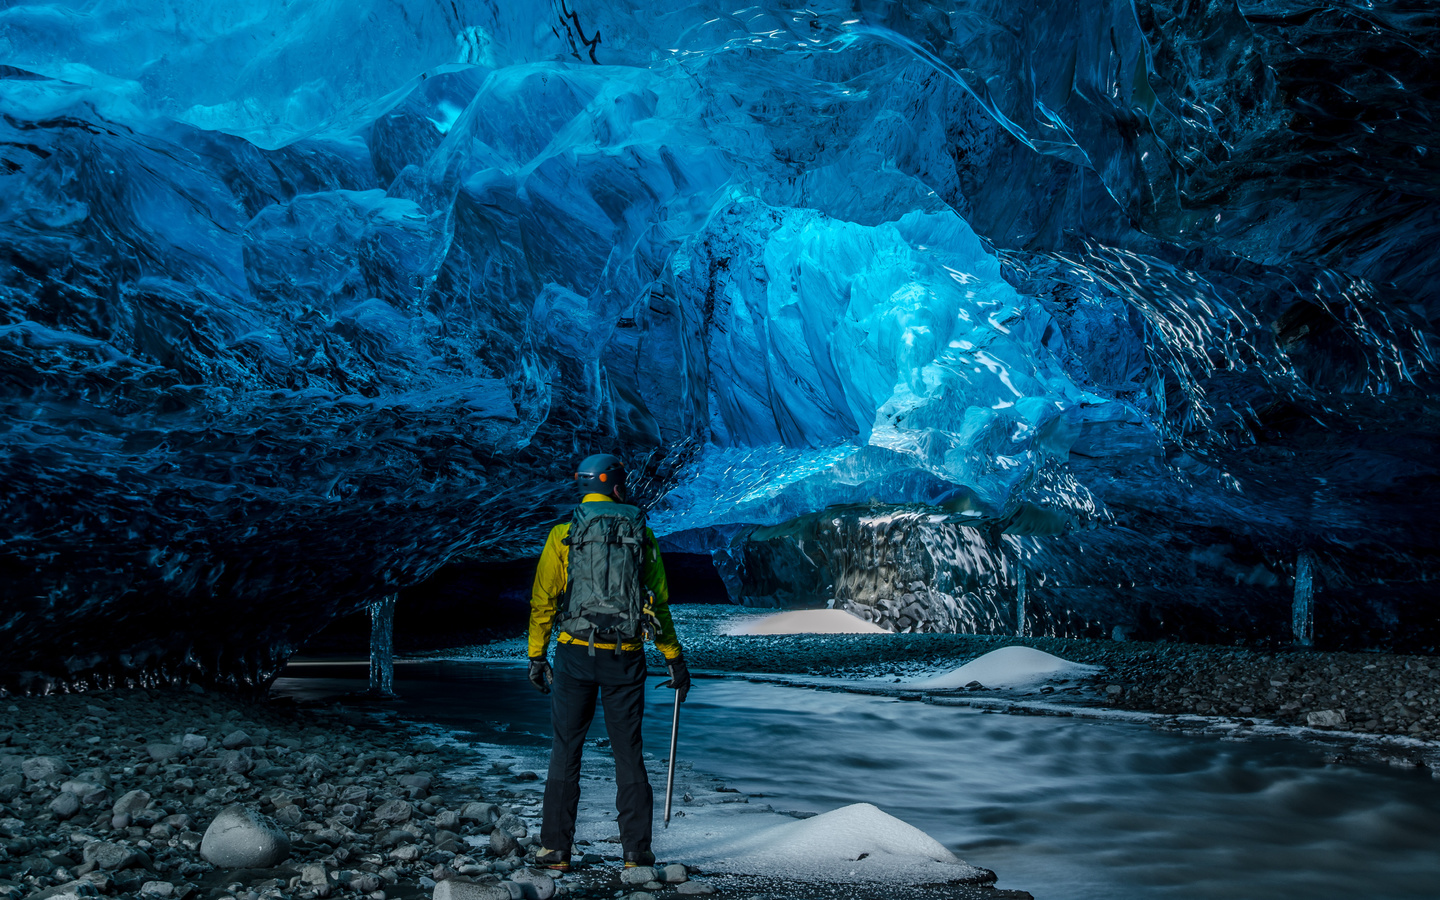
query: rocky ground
0 686 1029 900
669 606 1440 744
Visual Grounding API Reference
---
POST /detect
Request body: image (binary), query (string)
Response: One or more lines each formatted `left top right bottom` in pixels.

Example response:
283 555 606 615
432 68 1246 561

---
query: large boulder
200 804 291 868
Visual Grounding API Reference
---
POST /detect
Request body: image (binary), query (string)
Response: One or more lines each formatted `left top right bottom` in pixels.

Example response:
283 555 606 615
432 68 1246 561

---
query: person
526 453 691 872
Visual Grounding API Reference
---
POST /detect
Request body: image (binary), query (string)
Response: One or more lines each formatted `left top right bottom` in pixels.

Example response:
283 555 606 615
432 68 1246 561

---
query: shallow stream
274 660 1440 900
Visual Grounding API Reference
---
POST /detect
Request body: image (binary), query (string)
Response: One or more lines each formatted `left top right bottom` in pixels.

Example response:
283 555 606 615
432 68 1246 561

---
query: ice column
1015 563 1028 638
1292 551 1315 647
369 593 397 697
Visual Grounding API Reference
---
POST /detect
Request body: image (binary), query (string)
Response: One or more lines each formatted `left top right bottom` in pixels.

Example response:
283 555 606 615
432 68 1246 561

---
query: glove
528 656 553 694
664 654 691 704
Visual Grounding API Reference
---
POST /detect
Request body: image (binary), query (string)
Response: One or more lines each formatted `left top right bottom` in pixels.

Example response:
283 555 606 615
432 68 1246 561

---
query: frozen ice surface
727 609 889 636
912 646 1098 689
658 802 985 884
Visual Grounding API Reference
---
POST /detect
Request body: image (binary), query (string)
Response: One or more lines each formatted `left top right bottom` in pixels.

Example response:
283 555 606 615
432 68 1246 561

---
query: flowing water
274 660 1440 900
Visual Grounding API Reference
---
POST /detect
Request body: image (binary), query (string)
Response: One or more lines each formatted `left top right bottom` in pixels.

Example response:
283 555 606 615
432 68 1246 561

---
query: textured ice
727 609 887 636
1 1 1438 687
912 646 1099 690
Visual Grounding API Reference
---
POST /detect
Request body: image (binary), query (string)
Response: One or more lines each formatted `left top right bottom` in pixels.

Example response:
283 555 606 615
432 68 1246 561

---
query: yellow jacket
528 494 683 660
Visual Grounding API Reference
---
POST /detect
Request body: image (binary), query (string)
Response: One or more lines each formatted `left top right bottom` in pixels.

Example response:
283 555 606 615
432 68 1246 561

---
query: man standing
527 453 691 871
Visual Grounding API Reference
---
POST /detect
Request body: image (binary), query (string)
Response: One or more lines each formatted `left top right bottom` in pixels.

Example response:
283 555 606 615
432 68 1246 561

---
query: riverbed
273 658 1440 900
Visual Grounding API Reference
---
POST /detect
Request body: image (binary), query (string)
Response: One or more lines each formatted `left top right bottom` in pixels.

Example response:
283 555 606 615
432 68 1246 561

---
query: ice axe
663 687 680 827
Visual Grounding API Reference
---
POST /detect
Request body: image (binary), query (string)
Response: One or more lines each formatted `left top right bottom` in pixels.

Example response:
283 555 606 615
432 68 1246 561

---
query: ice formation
727 609 887 636
1 1 1436 688
911 646 1099 689
661 801 987 883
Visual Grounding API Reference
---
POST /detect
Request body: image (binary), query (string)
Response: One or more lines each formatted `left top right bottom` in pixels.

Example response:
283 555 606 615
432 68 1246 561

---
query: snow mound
727 609 888 636
912 645 1099 689
664 802 985 883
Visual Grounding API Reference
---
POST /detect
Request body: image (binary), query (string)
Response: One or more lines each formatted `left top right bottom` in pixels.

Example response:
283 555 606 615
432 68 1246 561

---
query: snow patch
661 802 985 883
912 645 1099 689
727 609 888 636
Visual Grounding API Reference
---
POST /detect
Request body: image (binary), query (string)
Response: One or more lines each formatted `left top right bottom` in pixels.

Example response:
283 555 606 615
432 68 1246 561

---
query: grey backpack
559 502 657 649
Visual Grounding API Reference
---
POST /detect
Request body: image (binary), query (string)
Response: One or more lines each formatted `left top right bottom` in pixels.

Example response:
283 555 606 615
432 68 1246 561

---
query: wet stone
200 803 290 868
112 789 150 817
222 731 252 750
660 863 688 883
50 792 82 820
22 757 71 782
432 881 512 900
488 827 520 857
82 841 143 871
620 866 657 885
373 798 413 824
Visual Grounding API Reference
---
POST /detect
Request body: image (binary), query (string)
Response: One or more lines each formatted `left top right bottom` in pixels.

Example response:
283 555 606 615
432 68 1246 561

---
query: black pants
541 642 652 854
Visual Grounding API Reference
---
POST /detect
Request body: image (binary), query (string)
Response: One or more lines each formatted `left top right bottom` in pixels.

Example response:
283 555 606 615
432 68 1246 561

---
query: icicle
1292 551 1315 647
1015 561 1028 638
369 593 397 697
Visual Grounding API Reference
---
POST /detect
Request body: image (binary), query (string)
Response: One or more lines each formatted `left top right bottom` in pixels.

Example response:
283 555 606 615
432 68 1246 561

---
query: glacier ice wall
1 1 1437 688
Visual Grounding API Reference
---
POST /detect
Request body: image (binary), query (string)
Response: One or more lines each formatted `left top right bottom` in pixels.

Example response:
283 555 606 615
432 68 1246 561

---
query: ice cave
1 2 1438 899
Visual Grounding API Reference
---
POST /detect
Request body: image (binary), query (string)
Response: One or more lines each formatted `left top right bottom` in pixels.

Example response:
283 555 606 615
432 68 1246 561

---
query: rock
140 881 175 897
82 841 143 871
625 893 657 900
1307 709 1347 729
147 744 181 763
489 827 520 857
390 844 423 861
398 774 433 794
22 756 71 782
432 882 512 900
112 789 151 817
220 751 254 776
27 880 99 900
221 731 252 750
200 804 291 868
620 866 657 885
434 809 461 830
509 869 555 900
459 801 496 823
660 864 688 883
373 798 413 824
181 735 208 754
356 874 386 893
50 792 82 820
273 805 304 827
299 863 331 886
495 813 527 838
675 883 715 895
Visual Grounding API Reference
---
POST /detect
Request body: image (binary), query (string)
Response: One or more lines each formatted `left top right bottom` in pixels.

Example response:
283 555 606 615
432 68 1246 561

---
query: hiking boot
623 849 655 867
535 847 571 872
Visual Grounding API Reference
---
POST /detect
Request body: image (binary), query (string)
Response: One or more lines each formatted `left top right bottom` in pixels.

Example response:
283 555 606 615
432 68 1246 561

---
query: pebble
373 798 413 824
432 882 512 900
620 865 657 885
222 730 253 750
112 789 150 817
82 841 143 871
660 863 689 883
22 756 71 782
49 792 81 820
199 804 290 868
675 884 715 896
489 827 520 857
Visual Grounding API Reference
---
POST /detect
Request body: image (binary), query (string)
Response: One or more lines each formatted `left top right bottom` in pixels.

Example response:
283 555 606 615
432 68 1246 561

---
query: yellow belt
558 631 644 652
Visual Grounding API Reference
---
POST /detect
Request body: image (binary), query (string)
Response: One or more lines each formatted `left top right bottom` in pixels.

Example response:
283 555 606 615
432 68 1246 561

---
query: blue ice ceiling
1 1 1437 686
